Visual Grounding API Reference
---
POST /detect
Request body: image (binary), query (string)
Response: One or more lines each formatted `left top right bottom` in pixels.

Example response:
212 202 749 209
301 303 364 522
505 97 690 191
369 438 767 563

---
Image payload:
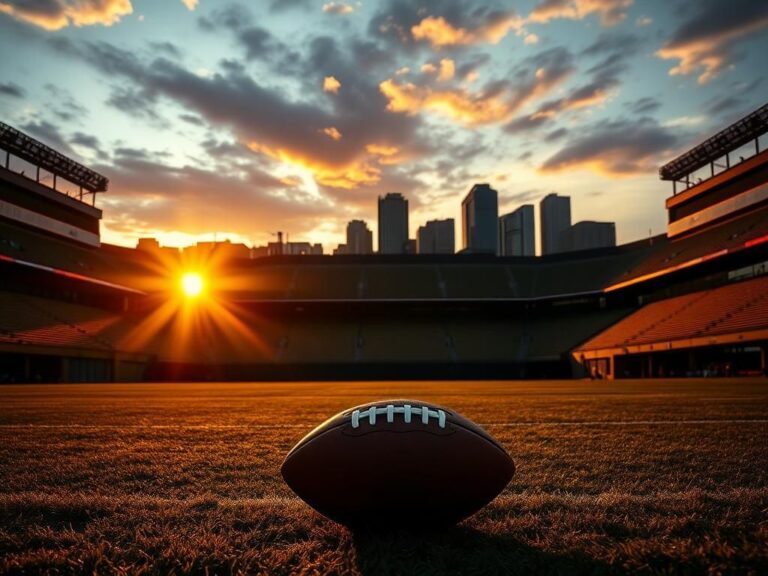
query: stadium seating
578 275 768 351
0 291 114 350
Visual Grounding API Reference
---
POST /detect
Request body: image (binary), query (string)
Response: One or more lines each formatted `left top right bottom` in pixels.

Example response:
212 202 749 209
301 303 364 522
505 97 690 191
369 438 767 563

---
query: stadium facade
0 105 767 383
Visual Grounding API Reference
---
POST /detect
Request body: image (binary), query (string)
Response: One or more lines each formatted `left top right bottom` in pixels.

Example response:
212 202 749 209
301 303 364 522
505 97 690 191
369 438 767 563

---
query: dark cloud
544 127 568 142
626 97 661 115
70 131 102 152
149 41 182 60
540 117 680 175
53 38 428 192
198 4 300 66
269 0 311 12
657 0 768 83
0 82 25 98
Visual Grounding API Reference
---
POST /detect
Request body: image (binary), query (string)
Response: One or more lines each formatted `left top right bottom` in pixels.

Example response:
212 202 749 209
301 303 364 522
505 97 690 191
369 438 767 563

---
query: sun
180 272 204 298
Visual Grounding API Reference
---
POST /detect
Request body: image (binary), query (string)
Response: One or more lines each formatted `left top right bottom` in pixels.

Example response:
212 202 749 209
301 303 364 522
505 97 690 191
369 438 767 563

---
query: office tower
417 219 455 254
378 193 409 254
346 220 373 255
560 221 616 252
498 205 535 256
540 193 571 255
461 184 498 254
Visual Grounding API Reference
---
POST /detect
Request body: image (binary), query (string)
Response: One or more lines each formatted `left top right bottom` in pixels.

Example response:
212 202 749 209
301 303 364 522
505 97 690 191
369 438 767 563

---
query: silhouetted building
378 193 409 254
136 238 179 258
499 205 534 256
404 238 417 254
184 240 250 260
417 219 455 254
540 193 571 255
333 244 348 255
284 242 323 255
346 220 373 255
560 221 616 252
462 184 498 254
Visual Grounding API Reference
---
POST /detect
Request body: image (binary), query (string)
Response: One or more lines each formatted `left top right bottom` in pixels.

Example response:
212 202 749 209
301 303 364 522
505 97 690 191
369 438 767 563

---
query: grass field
1 379 767 575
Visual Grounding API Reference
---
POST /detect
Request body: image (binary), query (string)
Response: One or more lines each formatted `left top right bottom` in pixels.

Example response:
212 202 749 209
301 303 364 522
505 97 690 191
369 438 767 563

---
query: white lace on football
350 404 446 429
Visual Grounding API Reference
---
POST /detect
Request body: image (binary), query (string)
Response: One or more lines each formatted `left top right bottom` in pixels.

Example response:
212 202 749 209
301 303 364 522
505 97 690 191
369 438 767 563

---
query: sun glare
181 272 204 298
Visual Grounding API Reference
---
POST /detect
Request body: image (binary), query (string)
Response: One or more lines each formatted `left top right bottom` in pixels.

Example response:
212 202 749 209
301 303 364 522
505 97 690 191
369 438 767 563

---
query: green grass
1 379 767 575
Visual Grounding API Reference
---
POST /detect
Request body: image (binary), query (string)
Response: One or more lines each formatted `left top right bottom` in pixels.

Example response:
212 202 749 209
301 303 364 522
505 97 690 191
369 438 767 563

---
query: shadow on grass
351 525 610 576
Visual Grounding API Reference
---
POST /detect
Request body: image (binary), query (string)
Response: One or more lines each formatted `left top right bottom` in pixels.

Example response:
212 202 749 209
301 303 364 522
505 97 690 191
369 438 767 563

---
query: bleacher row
0 292 117 351
578 275 768 351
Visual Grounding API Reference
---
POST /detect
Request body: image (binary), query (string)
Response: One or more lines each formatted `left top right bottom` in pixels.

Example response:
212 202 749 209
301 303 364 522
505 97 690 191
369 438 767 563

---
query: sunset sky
0 0 766 253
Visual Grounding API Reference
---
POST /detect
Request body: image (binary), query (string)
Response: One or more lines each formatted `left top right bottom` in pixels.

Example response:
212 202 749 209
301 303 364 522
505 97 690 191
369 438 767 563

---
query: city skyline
0 1 766 253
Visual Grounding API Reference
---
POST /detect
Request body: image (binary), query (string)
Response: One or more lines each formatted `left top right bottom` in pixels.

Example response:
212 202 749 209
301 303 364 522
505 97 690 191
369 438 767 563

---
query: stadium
1 105 767 384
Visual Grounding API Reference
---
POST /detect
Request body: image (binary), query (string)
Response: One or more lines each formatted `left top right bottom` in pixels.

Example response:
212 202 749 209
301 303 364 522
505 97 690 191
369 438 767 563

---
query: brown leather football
281 399 515 528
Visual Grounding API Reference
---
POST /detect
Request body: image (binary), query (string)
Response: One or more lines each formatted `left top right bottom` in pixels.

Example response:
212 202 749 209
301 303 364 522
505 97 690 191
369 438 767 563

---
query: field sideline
1 379 767 575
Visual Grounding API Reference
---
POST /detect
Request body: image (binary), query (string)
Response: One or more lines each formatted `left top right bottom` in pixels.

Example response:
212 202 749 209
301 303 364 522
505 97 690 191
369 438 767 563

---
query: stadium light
180 272 205 298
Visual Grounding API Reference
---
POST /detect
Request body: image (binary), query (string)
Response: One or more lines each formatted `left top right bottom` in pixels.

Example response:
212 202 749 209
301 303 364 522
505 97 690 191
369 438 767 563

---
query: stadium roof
659 102 768 182
0 121 108 193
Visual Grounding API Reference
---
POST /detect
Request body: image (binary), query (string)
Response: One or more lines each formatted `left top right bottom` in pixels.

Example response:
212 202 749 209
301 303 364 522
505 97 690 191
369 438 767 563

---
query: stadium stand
2 104 767 381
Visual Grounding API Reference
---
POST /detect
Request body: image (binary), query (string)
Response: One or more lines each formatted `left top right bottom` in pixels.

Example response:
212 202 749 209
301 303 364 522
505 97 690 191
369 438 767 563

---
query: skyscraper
417 219 455 254
378 193 409 254
540 193 571 255
499 205 535 256
461 184 498 254
346 220 373 255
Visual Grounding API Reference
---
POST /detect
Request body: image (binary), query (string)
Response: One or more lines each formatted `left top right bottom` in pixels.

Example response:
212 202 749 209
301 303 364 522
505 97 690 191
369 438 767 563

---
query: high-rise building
378 193 409 254
560 221 616 252
498 205 535 256
540 193 571 255
417 219 455 254
461 184 498 254
346 220 373 255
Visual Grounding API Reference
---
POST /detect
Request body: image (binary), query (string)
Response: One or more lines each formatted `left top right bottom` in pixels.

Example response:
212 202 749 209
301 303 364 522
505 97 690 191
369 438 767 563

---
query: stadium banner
0 199 100 247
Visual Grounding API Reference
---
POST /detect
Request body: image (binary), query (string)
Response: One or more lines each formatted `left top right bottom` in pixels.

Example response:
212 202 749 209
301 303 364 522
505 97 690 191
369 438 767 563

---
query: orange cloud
656 18 768 84
247 141 382 190
323 76 341 94
323 2 355 14
366 143 403 165
180 0 198 11
437 59 455 82
380 55 572 126
0 0 133 30
411 13 522 47
528 0 632 26
379 79 512 125
322 127 343 141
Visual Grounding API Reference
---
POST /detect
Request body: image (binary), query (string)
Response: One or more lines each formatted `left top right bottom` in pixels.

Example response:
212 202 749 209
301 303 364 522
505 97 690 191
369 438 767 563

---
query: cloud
540 117 679 176
437 58 454 81
198 4 298 65
0 81 24 98
322 126 342 141
180 0 197 10
97 152 334 244
411 13 522 47
528 0 633 26
54 37 427 192
323 75 341 93
370 1 524 51
380 46 575 126
19 119 77 157
656 0 768 84
625 96 661 115
322 2 355 14
0 0 132 30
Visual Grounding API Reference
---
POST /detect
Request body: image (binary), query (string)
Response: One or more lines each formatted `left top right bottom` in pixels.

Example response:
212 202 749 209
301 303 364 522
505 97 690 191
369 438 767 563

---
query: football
281 399 515 528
